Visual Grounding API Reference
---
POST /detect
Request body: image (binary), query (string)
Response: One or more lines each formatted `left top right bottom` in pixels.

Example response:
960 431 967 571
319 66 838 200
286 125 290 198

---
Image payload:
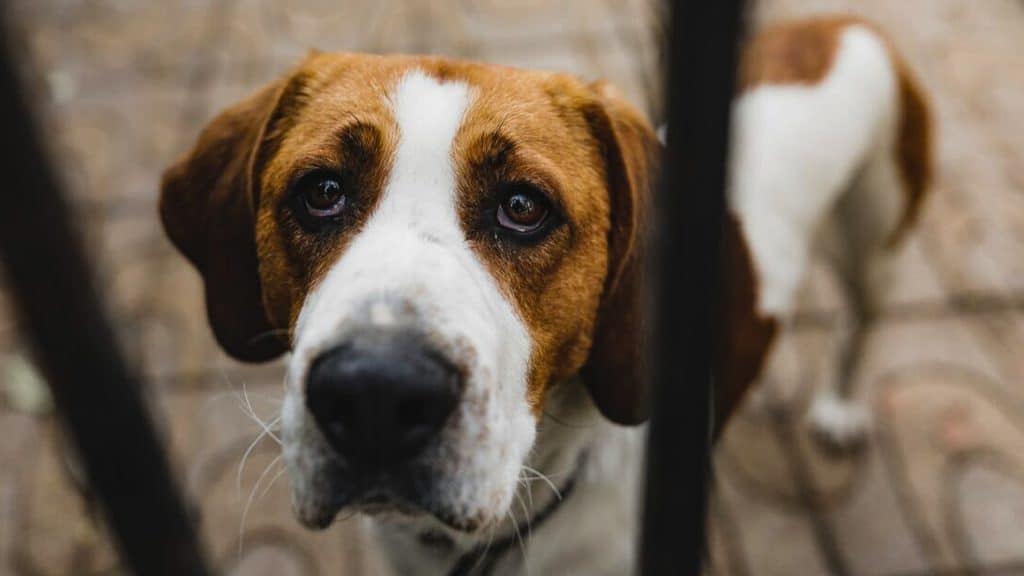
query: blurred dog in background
729 16 932 450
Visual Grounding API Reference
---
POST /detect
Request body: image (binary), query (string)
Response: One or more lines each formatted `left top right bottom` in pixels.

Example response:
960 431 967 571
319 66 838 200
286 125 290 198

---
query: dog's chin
293 486 352 530
293 481 500 535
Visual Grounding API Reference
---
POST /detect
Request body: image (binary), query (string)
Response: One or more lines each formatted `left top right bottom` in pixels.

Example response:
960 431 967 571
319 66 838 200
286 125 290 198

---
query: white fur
807 391 873 448
376 379 645 575
513 381 645 575
283 71 536 532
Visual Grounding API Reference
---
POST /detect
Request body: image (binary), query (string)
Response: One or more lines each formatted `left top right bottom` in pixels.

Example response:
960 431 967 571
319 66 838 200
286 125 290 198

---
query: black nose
306 333 461 473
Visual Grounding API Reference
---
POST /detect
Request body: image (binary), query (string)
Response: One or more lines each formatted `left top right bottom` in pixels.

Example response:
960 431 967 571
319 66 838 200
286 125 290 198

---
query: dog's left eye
296 170 347 219
497 185 550 234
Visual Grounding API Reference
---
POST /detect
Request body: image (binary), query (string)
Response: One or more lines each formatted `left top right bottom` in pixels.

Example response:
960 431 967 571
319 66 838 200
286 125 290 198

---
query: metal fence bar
0 14 211 576
640 0 746 573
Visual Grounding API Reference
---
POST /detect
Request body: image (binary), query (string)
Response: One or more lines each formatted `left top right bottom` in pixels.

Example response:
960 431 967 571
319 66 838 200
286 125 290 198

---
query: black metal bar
640 0 746 574
0 14 211 576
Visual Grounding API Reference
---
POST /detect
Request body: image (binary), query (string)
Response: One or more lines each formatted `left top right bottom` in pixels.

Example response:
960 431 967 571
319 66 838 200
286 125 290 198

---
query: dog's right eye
290 169 351 230
298 171 347 218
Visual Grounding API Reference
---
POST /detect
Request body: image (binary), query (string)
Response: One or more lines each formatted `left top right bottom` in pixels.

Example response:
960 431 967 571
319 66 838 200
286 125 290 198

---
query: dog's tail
887 51 934 246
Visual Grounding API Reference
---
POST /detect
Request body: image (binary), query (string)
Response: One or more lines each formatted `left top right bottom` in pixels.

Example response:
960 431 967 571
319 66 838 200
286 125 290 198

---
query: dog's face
161 54 657 533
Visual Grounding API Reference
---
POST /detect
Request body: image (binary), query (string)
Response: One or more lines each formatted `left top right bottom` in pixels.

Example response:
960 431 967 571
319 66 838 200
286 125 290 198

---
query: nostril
396 398 428 432
306 346 364 449
320 396 357 446
395 388 457 450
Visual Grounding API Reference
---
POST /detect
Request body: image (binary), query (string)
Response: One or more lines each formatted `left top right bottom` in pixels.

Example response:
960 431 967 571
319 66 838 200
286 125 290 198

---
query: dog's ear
580 81 660 425
160 74 300 362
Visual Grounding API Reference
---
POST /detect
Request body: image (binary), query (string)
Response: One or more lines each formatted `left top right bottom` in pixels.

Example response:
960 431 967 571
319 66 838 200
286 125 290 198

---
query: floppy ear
579 82 661 425
160 78 293 362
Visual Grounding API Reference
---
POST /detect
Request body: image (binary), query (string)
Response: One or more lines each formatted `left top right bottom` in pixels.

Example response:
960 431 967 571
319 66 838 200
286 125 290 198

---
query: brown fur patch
448 67 615 415
739 16 853 91
888 51 933 245
252 54 405 330
715 215 777 436
575 80 660 425
160 78 293 361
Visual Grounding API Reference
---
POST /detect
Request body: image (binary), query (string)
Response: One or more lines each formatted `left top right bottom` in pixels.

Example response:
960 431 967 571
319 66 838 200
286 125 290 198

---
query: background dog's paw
806 393 872 455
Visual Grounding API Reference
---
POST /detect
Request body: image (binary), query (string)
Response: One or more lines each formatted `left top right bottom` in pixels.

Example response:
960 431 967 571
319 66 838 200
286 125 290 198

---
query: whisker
256 462 288 502
238 381 283 444
235 414 282 496
514 490 533 575
516 471 537 518
334 509 361 524
541 409 596 429
199 390 282 421
238 454 283 557
518 470 569 482
246 327 293 346
468 522 498 575
506 507 527 575
520 465 561 500
522 472 536 517
216 373 285 500
208 370 287 507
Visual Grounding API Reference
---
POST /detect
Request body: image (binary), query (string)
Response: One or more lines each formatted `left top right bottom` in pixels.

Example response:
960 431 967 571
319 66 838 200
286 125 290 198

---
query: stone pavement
0 0 1021 574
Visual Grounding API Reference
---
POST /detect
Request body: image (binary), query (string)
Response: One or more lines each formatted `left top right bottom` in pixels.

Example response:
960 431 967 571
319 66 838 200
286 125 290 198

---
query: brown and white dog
730 16 932 449
160 15 930 575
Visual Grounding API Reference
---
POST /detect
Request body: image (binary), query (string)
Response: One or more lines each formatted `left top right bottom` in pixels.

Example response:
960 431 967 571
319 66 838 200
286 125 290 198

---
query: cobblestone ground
1 1 1022 574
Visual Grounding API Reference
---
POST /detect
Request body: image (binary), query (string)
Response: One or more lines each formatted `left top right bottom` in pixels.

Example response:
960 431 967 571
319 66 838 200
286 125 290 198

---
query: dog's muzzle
306 330 463 478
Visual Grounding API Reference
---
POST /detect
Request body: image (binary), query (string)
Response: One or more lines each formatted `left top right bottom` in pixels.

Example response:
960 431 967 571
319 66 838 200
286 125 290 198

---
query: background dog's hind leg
806 143 902 454
806 252 877 453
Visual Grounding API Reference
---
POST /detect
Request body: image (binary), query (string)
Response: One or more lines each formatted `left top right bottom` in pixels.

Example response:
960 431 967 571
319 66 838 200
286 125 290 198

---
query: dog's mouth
294 465 485 533
284 314 537 538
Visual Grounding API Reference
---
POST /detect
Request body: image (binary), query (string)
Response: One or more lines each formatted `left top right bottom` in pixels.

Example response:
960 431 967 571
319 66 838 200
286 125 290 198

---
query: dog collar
446 452 587 576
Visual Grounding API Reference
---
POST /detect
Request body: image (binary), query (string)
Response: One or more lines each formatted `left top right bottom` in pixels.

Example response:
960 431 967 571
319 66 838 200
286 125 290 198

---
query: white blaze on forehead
284 69 536 527
292 69 480 350
390 70 471 202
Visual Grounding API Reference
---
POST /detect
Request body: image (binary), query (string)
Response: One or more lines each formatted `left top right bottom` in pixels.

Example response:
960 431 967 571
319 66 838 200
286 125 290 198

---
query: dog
729 16 932 450
159 15 930 574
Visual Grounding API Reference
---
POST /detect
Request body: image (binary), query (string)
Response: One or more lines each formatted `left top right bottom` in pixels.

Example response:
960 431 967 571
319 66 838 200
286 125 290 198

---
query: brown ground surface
1 0 1022 574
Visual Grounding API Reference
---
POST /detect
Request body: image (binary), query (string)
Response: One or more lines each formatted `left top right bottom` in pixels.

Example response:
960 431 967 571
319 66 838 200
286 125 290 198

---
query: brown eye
300 172 346 218
497 188 550 233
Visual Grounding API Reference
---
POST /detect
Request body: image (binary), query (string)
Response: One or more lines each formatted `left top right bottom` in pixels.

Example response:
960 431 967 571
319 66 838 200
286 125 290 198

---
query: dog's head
161 53 658 533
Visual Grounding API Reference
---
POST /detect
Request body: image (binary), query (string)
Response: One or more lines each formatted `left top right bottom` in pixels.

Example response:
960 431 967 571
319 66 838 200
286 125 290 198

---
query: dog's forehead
263 53 606 225
288 53 585 142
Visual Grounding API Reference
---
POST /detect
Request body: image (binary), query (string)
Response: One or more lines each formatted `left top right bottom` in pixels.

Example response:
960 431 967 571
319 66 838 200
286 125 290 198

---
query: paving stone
958 465 1024 567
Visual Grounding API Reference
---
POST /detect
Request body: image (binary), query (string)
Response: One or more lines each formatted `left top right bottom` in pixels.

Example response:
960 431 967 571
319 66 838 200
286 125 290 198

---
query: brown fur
715 215 777 435
160 79 292 361
889 51 933 245
572 80 660 425
739 17 851 92
449 68 624 416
